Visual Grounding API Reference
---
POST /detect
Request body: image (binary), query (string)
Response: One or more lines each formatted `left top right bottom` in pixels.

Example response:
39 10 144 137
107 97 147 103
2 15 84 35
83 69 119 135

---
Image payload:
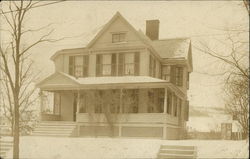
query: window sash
112 33 126 43
69 55 88 77
162 65 171 82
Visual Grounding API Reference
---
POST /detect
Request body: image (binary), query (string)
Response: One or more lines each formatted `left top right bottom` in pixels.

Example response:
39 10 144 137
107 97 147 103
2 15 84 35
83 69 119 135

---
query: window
69 55 89 77
162 65 171 82
170 66 183 86
175 67 183 86
75 56 84 77
187 72 190 89
118 52 140 76
96 54 117 76
102 54 112 76
149 55 156 77
124 53 135 75
112 33 126 43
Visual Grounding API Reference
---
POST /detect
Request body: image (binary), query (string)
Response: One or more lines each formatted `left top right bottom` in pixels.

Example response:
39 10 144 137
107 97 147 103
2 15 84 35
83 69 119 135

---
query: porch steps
31 121 76 137
157 145 197 159
0 139 13 159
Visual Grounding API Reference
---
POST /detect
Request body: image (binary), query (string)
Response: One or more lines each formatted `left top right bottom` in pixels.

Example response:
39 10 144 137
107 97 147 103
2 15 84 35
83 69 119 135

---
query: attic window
112 33 126 43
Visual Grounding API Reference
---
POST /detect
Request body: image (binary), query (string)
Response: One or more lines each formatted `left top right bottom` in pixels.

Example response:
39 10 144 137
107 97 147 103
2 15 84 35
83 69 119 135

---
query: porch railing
76 113 178 126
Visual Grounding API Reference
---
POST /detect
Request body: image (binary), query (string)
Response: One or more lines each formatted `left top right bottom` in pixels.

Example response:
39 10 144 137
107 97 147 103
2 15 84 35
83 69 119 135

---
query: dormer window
112 33 126 43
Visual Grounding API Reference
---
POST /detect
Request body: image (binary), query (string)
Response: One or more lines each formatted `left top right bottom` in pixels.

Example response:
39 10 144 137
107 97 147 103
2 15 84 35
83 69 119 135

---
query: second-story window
162 65 171 82
175 67 183 86
96 54 117 76
124 53 135 75
69 55 89 77
112 33 126 43
118 52 140 76
170 66 183 86
149 55 156 77
102 54 112 76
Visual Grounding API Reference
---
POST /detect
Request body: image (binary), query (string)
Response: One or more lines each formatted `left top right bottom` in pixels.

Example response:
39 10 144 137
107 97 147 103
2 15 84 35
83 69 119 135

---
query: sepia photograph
0 1 249 159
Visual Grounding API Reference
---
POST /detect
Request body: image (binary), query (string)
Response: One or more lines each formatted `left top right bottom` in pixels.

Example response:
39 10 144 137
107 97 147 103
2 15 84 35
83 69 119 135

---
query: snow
77 76 167 85
3 136 249 159
187 106 242 132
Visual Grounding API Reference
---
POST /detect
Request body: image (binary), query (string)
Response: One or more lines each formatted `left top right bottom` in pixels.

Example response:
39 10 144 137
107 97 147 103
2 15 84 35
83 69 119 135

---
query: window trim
112 32 126 43
69 55 89 78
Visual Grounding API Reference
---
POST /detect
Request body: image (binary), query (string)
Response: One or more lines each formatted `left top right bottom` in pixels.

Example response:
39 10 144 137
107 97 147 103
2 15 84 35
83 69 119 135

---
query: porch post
163 87 168 139
163 88 168 114
119 88 123 137
77 90 80 113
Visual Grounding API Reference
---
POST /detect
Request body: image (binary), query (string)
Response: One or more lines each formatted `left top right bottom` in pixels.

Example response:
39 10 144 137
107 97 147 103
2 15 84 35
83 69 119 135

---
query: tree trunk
13 95 20 159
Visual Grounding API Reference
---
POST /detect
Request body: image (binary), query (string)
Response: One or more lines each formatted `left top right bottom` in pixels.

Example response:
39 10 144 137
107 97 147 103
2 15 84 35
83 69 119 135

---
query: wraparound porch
37 74 188 139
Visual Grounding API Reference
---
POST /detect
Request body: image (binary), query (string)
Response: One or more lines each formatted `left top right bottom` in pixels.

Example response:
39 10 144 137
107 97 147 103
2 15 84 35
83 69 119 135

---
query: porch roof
37 72 185 98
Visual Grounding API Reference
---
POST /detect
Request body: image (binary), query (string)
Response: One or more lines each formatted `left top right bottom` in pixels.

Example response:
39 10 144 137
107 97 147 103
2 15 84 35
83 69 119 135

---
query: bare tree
0 59 39 136
0 1 66 158
196 25 249 137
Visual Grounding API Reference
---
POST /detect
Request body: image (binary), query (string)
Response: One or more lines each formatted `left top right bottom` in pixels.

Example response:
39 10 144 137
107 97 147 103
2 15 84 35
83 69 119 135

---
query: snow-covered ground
3 136 249 159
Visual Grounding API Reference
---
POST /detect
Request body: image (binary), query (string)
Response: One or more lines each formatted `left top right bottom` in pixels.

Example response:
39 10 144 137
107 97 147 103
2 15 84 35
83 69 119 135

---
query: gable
88 12 145 49
36 72 79 89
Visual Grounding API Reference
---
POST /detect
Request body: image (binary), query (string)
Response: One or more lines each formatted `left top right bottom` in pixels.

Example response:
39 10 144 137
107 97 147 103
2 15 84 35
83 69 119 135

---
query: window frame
175 66 183 86
69 55 89 78
112 33 126 43
124 53 135 75
162 65 171 82
101 54 112 76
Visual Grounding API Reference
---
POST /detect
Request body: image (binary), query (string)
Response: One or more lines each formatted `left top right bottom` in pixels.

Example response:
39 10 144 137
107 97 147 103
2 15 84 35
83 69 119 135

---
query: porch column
163 88 168 114
163 88 168 139
77 90 80 113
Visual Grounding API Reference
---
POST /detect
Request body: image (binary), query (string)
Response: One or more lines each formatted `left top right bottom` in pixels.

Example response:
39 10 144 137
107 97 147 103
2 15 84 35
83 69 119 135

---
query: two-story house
36 12 193 139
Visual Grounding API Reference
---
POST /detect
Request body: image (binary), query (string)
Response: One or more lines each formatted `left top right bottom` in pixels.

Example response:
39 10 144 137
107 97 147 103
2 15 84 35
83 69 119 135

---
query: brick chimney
146 20 160 40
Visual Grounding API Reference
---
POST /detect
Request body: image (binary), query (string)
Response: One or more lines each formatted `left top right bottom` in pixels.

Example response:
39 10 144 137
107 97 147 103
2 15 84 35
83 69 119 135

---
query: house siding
91 18 144 49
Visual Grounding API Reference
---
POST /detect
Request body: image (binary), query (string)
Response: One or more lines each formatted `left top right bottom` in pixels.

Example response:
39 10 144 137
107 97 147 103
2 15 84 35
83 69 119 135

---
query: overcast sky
1 1 249 108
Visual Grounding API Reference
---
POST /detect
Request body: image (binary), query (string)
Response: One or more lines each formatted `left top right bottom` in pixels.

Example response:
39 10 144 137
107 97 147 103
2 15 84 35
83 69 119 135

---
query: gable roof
50 12 192 65
36 71 80 90
86 11 149 49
